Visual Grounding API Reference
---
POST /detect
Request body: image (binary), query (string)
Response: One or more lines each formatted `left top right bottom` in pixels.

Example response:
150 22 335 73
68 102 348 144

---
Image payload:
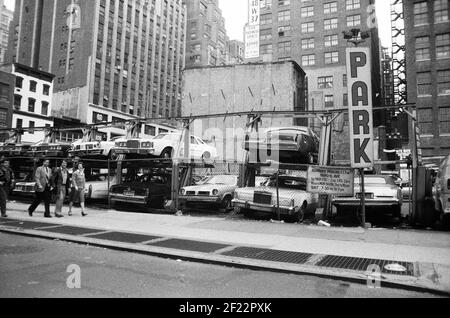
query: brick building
0 0 13 65
404 0 450 159
0 69 14 141
8 0 187 139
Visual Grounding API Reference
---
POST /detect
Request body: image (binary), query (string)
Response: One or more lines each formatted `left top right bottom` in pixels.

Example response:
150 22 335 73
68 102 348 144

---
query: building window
417 72 432 96
343 74 348 87
324 18 338 30
260 28 273 41
416 36 430 46
301 38 314 49
260 44 273 54
16 118 22 128
92 111 108 123
278 25 291 37
278 41 291 55
29 81 37 93
41 101 48 116
324 2 338 14
43 84 50 96
318 76 333 89
28 98 35 112
324 34 338 47
301 22 314 33
346 14 361 27
278 10 290 22
325 51 339 64
29 121 35 134
414 2 429 26
325 95 334 107
0 83 9 103
346 0 360 10
278 0 290 6
343 94 349 106
300 6 314 17
15 77 23 89
416 47 430 60
0 110 7 128
302 54 315 66
436 33 450 58
14 95 21 110
437 70 450 95
434 0 449 23
260 0 273 9
261 14 273 25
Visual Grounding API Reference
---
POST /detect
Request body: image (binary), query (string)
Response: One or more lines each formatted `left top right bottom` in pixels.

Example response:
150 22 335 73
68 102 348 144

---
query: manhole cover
0 246 44 255
384 263 407 272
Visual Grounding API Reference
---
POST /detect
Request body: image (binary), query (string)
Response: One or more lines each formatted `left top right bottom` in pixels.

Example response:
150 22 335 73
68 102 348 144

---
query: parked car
70 137 122 158
0 142 31 157
434 154 450 226
12 173 36 198
149 132 218 160
245 127 320 164
85 174 118 201
180 175 238 211
232 174 319 223
109 172 171 209
332 175 403 218
111 136 155 156
30 142 72 158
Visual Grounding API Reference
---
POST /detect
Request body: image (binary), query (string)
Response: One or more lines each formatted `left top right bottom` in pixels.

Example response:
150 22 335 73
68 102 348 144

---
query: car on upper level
0 142 31 157
331 175 403 218
30 141 72 158
149 132 218 161
109 172 171 210
111 136 156 156
245 126 320 164
232 174 319 223
70 137 122 158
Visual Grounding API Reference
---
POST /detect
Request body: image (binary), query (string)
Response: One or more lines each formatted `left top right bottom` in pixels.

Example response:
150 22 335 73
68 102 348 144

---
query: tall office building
0 0 14 65
185 0 229 68
8 0 186 130
226 39 245 65
245 0 381 131
404 0 450 159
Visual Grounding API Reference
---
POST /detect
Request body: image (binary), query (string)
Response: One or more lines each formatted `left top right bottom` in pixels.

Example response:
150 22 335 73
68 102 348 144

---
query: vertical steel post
360 168 367 228
276 170 280 221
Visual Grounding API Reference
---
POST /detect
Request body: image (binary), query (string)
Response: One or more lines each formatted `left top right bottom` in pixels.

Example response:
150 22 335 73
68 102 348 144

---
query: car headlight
180 189 186 195
212 189 219 196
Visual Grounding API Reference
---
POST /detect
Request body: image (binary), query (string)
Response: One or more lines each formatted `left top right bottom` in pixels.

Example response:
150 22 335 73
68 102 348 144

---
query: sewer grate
316 255 414 276
41 226 104 236
147 239 230 253
0 218 18 224
222 247 312 265
88 231 161 244
16 221 60 230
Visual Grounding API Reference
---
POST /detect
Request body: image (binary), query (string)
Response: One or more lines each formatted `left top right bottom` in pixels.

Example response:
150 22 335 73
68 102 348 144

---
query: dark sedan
109 173 171 209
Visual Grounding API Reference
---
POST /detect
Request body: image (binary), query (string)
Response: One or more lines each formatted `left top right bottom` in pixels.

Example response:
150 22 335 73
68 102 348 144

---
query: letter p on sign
346 48 374 169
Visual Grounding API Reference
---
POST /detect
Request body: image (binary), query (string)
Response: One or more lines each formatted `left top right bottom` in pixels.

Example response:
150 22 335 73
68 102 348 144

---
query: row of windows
417 69 450 96
415 33 450 60
317 75 348 89
414 0 449 26
300 15 361 33
14 95 49 116
15 77 50 95
301 52 340 66
260 0 361 12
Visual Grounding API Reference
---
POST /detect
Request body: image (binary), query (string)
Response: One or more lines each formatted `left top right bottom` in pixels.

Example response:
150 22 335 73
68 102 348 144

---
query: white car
85 174 118 201
70 137 121 158
112 137 155 156
232 174 319 223
150 133 218 160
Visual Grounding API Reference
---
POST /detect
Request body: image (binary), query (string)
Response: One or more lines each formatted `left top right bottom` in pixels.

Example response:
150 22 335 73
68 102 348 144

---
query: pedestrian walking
67 158 79 216
28 159 53 218
0 159 15 218
50 160 70 218
71 162 87 216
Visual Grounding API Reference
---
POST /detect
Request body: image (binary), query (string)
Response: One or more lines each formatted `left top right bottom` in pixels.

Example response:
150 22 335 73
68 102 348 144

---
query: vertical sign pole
360 168 366 228
276 170 280 221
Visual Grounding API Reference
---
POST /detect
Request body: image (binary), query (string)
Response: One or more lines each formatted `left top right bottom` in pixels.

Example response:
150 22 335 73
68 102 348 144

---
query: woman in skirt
71 162 87 216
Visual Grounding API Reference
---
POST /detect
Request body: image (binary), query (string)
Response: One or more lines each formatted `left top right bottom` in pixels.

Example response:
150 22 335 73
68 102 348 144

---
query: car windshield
153 133 181 140
267 177 307 190
86 174 113 182
135 174 167 184
204 175 237 185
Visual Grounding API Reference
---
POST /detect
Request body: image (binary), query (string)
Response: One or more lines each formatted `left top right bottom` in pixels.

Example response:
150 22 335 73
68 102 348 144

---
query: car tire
392 205 402 219
161 148 173 159
202 152 211 160
221 196 232 212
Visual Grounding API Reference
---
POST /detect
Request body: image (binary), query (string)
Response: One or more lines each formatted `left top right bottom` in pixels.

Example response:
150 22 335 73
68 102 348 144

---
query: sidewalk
2 201 450 295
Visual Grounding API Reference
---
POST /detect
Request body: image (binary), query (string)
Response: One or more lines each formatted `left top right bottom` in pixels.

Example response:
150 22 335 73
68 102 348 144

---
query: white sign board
346 47 374 168
307 166 355 195
245 24 260 59
248 0 260 26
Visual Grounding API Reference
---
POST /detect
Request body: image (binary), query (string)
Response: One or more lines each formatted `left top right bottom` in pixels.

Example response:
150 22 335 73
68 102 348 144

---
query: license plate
357 193 374 199
124 191 135 197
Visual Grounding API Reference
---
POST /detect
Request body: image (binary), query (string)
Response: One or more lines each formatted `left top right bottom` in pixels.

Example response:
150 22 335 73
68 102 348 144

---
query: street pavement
0 233 439 298
1 201 450 295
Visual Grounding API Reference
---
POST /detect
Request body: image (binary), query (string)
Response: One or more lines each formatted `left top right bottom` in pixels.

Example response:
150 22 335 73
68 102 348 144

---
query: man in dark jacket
51 160 70 218
0 159 15 218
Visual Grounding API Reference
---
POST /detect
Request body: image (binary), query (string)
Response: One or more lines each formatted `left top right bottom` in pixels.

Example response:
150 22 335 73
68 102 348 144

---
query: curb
1 225 449 297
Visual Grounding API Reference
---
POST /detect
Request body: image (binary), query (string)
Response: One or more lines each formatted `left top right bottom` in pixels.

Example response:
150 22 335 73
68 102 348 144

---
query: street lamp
343 29 371 46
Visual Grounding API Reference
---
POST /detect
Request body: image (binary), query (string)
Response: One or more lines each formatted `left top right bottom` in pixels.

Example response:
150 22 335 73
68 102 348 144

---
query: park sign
307 166 355 196
346 47 375 168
